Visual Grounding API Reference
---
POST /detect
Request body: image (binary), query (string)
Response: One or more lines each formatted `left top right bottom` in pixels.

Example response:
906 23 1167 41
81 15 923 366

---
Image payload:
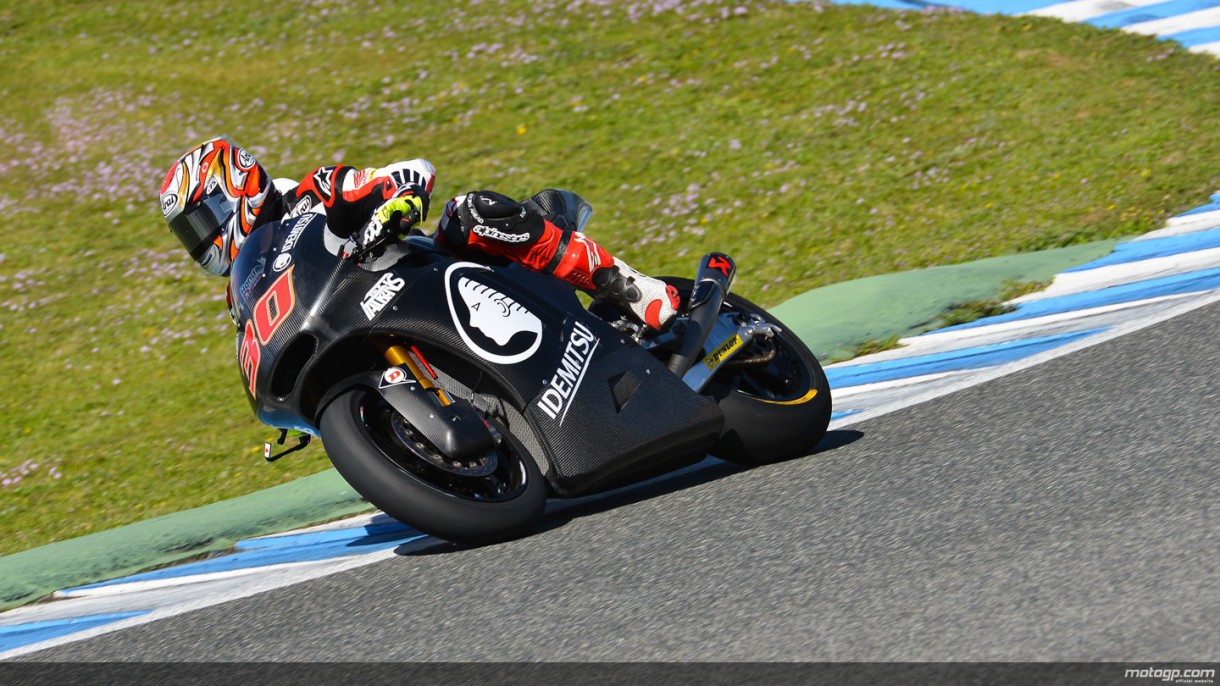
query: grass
1 0 1219 554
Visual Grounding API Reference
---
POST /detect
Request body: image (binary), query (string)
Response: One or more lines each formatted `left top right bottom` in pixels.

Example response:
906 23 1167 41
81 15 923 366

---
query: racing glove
352 185 430 258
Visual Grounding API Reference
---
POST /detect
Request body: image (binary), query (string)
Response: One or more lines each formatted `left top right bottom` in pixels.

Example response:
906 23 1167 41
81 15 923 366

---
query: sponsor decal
472 224 530 243
703 334 744 369
708 255 733 277
237 148 256 169
444 263 543 364
312 167 335 201
238 257 266 302
161 193 178 216
464 194 485 223
282 216 309 251
362 272 406 320
380 367 413 387
287 195 313 218
272 216 310 273
536 321 599 424
570 232 603 271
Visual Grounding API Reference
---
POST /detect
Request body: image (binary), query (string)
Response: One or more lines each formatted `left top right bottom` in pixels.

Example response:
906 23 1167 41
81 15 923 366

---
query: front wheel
319 387 546 545
663 278 833 465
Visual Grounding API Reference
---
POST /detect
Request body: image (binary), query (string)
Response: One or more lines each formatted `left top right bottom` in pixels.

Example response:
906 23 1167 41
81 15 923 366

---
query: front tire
663 278 833 465
319 387 546 545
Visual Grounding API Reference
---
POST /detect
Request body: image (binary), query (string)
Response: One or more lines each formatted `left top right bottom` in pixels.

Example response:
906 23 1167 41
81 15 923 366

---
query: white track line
1011 248 1220 302
1190 40 1220 55
0 547 406 660
1123 6 1220 35
1023 0 1169 22
833 292 1201 366
831 370 971 398
830 289 1220 430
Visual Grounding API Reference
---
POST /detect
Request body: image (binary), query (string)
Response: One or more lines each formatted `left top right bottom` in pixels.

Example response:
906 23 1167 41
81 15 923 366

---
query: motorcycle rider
159 137 680 330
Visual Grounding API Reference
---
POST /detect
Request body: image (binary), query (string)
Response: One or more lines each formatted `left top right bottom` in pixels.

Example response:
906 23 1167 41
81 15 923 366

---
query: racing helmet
159 137 282 277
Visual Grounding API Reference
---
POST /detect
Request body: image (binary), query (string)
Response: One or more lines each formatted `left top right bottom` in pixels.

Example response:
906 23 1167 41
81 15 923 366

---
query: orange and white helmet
159 137 282 277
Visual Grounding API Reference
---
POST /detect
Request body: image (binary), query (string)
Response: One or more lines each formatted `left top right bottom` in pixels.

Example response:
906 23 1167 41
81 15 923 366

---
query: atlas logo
362 272 406 320
445 262 543 364
536 321 599 424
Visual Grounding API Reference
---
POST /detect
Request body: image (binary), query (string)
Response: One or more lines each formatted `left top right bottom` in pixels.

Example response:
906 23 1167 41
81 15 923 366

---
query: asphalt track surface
20 303 1219 662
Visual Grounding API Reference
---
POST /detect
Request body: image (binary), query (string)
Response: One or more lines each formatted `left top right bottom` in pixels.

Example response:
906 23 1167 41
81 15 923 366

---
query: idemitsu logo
536 321 599 424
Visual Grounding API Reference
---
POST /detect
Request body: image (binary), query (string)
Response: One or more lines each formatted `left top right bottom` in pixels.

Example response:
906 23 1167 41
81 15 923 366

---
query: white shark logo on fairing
458 277 542 346
445 262 543 364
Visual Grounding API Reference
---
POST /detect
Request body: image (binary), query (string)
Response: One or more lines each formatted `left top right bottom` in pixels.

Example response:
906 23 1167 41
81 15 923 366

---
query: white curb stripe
1011 247 1220 302
1023 0 1169 22
1189 39 1220 54
1123 6 1220 35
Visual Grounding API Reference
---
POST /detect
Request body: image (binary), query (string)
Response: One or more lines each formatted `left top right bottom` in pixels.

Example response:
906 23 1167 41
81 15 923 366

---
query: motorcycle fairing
230 213 724 497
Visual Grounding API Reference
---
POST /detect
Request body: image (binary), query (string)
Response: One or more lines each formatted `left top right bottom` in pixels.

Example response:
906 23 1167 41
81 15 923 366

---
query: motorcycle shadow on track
393 429 865 556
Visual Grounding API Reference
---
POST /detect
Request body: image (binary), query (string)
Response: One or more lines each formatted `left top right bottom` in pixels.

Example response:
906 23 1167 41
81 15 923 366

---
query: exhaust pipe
667 252 736 376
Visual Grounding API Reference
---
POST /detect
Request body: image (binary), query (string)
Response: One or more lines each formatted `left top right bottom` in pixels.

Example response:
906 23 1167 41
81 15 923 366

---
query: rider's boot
548 232 680 331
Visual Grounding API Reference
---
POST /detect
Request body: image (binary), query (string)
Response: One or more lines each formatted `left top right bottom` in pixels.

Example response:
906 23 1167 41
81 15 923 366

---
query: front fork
380 341 452 407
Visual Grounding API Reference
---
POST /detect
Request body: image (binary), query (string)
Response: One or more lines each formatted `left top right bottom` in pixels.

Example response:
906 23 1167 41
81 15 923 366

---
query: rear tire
662 278 833 465
319 387 546 545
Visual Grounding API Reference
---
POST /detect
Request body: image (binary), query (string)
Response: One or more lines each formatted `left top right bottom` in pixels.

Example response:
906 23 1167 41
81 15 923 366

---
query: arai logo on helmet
444 262 542 364
161 193 178 216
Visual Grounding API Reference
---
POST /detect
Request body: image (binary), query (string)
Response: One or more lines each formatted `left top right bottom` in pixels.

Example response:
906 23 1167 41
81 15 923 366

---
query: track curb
0 239 1127 612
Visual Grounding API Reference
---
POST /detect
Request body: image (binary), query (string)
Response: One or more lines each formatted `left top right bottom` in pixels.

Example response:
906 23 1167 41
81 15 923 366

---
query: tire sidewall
662 277 833 465
319 388 547 545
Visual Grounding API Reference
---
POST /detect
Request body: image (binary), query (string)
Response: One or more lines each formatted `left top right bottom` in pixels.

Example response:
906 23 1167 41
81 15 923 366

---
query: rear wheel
662 278 832 465
319 387 546 545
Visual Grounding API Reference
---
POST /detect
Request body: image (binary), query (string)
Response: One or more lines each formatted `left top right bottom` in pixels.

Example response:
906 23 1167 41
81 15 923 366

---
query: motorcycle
229 190 832 545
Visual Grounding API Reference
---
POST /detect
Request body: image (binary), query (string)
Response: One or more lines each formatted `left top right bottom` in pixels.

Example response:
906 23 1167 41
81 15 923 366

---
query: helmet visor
168 190 235 262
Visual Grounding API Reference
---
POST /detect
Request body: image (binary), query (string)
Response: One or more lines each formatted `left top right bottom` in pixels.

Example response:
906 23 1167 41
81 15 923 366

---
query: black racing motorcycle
230 190 831 545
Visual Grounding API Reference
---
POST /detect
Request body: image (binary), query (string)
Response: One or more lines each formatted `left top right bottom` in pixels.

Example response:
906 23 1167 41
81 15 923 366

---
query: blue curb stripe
234 520 413 551
1086 0 1220 28
830 410 861 420
933 267 1220 332
1064 227 1220 272
1165 24 1220 45
937 0 1068 13
805 0 937 7
63 528 427 593
0 611 149 652
1179 202 1220 216
1178 194 1220 216
825 328 1105 387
